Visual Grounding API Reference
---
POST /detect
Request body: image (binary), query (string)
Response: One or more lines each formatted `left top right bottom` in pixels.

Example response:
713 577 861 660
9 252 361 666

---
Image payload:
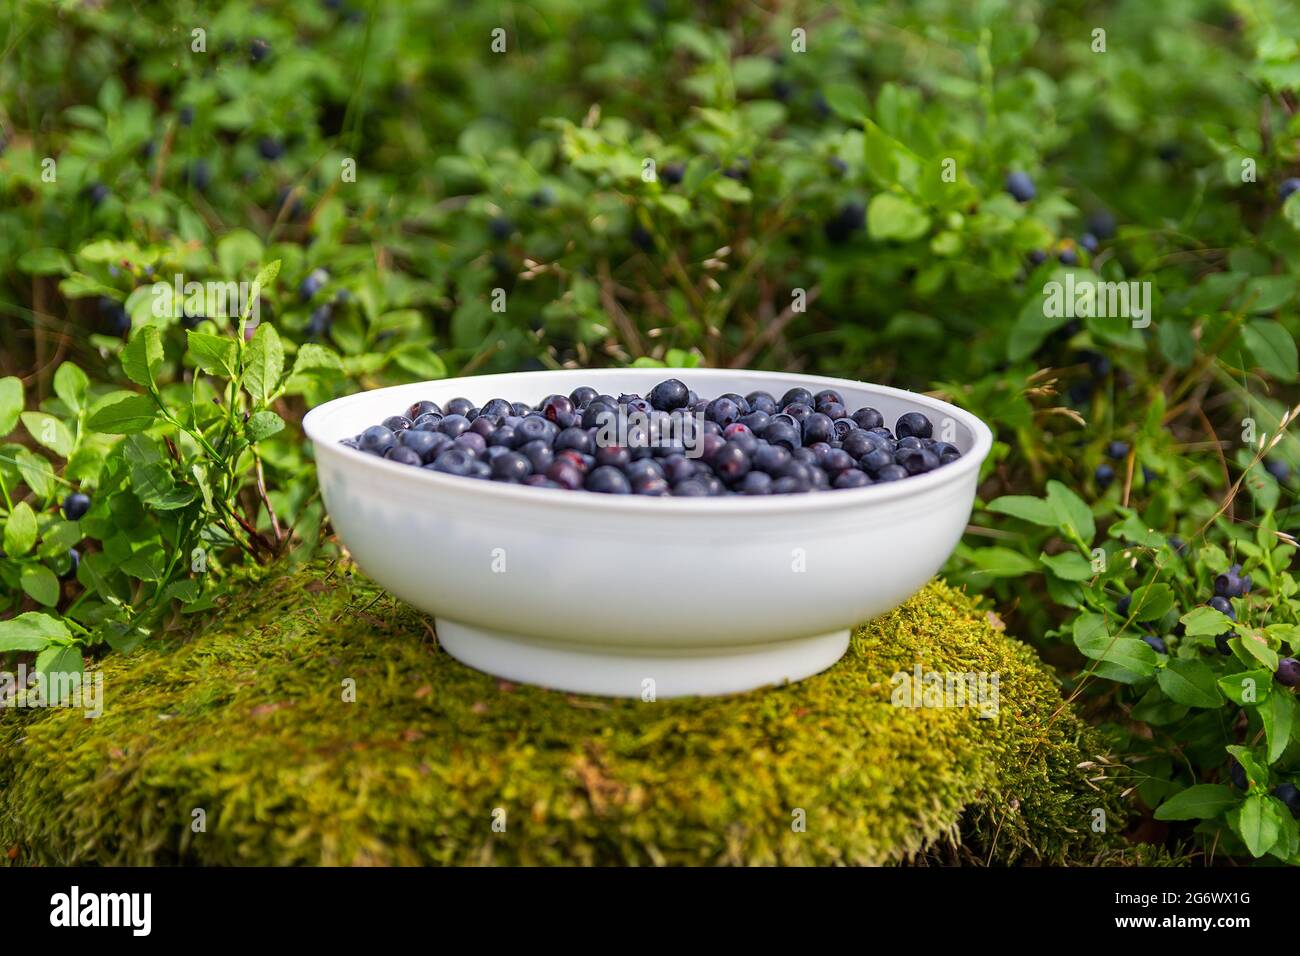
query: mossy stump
1 562 1127 865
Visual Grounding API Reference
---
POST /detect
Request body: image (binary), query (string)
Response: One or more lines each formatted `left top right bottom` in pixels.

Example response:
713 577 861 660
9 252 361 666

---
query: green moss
1 563 1132 865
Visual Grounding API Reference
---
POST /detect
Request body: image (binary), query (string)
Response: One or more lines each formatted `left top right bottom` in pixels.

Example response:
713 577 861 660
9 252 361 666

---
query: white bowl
302 369 993 698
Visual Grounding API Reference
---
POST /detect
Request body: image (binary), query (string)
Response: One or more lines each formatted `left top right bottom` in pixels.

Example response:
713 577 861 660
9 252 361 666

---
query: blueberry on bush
1004 171 1036 202
62 492 92 521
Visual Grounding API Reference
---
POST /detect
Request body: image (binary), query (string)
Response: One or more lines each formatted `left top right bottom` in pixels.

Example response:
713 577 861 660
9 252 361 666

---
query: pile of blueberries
340 378 962 496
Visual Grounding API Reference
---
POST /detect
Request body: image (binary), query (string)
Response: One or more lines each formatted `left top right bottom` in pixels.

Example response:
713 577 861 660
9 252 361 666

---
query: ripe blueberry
649 378 689 411
1276 658 1300 687
895 412 932 440
62 492 92 521
1004 171 1036 203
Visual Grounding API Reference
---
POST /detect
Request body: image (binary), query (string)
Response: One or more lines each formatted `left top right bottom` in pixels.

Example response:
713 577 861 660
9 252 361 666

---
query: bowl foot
434 620 850 698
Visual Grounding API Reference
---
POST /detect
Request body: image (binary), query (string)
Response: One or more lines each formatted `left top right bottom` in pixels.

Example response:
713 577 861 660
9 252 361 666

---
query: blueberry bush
3 0 1300 864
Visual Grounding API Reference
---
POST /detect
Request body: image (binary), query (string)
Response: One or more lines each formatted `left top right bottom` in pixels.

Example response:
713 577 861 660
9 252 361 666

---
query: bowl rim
302 367 994 514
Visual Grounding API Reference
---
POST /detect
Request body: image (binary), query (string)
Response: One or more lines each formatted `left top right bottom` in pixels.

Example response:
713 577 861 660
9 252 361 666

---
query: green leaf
14 448 55 500
245 410 286 443
1127 583 1175 622
244 260 282 323
20 564 60 606
1262 691 1294 763
1045 480 1095 543
187 331 240 378
121 326 164 389
242 323 284 404
1157 659 1224 708
388 343 448 381
867 193 931 243
0 376 23 437
1217 669 1272 706
1072 613 1157 674
21 412 74 458
1154 784 1236 821
821 81 869 121
290 343 344 378
35 643 84 679
16 247 72 275
986 495 1057 526
3 500 38 556
0 611 68 651
87 392 159 434
53 363 90 414
1180 605 1235 637
1229 793 1281 858
966 546 1040 577
1040 550 1094 581
1241 320 1298 382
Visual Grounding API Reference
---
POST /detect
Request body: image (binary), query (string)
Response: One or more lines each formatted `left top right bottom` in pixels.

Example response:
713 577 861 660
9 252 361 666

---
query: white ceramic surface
302 369 993 698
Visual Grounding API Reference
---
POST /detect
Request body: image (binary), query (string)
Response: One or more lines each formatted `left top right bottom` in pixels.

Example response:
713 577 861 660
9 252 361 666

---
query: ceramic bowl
302 369 993 698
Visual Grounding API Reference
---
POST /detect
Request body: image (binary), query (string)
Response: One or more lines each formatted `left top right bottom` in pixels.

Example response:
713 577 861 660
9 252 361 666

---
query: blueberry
61 492 92 521
1116 594 1132 616
1276 658 1300 687
1169 535 1187 556
624 459 664 483
1005 171 1036 203
438 414 472 439
539 394 577 428
802 412 835 446
771 476 807 495
486 426 519 449
386 445 423 467
709 441 750 482
585 466 631 494
822 449 855 473
738 472 773 495
632 475 670 496
568 386 598 408
249 38 271 63
1215 633 1234 656
397 429 444 460
860 448 894 474
649 378 689 411
824 201 865 243
554 426 592 455
780 387 813 409
895 412 932 440
1095 463 1115 489
443 397 474 418
1274 783 1300 818
753 443 791 475
382 415 411 432
1280 178 1300 202
719 392 751 414
1265 458 1290 483
931 442 961 464
582 401 616 430
660 161 685 185
491 451 532 482
1214 568 1248 598
479 398 514 421
814 389 845 408
299 268 330 301
723 423 758 454
1028 249 1048 266
359 425 396 455
740 411 771 435
705 397 742 428
258 136 284 160
518 439 555 473
1087 210 1116 240
833 469 872 489
431 449 475 476
1058 247 1079 266
307 305 333 338
489 216 514 241
874 464 909 482
897 447 940 475
762 420 801 451
452 431 487 454
179 105 195 126
671 479 710 497
895 436 923 452
1106 440 1129 460
745 391 778 415
469 460 492 479
831 418 856 442
819 401 848 420
1229 759 1248 790
535 458 578 489
1079 233 1099 255
595 445 631 469
515 416 553 445
841 431 876 459
187 160 211 192
1141 634 1167 655
782 403 813 426
529 186 556 208
413 413 444 431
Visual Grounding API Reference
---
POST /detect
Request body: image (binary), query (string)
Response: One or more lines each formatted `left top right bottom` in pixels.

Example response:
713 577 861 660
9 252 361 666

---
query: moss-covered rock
1 562 1132 865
